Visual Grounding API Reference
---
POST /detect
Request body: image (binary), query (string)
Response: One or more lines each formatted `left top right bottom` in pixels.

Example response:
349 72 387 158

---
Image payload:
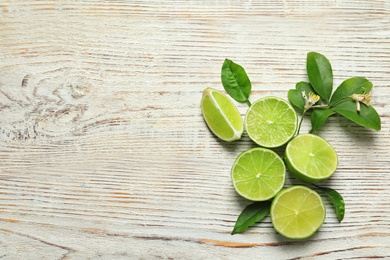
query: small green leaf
331 100 381 130
221 59 252 105
231 201 270 235
311 108 335 132
306 52 333 102
288 89 304 111
288 82 317 111
318 186 345 222
330 77 373 107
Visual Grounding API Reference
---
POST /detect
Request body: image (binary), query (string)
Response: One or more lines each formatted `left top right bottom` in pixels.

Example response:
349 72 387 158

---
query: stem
246 99 252 107
297 111 306 135
311 105 328 109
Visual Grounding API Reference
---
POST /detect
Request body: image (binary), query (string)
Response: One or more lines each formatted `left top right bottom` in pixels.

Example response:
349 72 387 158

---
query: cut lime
285 134 338 183
245 96 298 148
271 185 326 240
231 148 285 201
201 88 243 142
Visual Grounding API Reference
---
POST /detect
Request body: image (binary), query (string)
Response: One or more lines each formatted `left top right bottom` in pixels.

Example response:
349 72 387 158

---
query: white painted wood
1 1 390 259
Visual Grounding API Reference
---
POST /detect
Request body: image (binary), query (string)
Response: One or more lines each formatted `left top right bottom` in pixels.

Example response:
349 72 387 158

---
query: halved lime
245 96 298 148
271 185 326 240
285 134 338 183
231 148 285 201
201 88 243 142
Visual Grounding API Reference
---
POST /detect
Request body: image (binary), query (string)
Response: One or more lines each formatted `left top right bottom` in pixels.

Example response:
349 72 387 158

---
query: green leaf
311 108 335 132
221 59 252 105
318 186 345 222
330 77 373 107
288 82 316 111
288 89 304 111
306 52 333 102
331 100 381 130
231 201 270 235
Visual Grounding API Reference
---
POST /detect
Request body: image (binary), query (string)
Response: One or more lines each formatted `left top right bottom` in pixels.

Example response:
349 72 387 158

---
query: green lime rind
231 147 286 201
271 185 326 240
285 134 338 183
285 155 319 183
201 88 243 142
245 96 298 148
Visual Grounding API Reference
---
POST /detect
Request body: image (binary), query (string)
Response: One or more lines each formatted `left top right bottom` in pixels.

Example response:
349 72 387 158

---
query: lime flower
351 90 371 112
302 91 320 112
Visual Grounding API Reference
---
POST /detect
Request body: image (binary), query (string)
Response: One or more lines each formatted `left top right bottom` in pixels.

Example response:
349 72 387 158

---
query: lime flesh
231 148 285 201
201 88 243 142
245 97 298 148
285 134 338 183
271 185 326 240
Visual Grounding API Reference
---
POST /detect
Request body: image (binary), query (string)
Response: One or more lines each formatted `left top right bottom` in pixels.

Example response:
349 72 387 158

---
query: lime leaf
231 201 271 235
311 108 335 132
288 82 317 111
296 81 317 95
331 100 381 130
330 77 373 107
306 52 333 102
221 59 252 105
288 89 304 111
317 186 345 222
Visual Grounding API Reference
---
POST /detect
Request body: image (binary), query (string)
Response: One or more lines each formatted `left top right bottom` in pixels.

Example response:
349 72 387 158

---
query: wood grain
1 1 390 259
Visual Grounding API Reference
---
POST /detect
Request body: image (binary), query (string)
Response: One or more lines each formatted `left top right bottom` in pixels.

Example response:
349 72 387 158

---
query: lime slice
271 185 326 240
285 134 338 183
201 88 243 142
231 148 285 201
245 96 298 148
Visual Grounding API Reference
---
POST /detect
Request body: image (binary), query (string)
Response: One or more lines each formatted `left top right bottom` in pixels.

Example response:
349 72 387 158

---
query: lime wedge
245 97 298 148
271 185 326 240
285 134 338 183
231 148 285 201
201 88 243 142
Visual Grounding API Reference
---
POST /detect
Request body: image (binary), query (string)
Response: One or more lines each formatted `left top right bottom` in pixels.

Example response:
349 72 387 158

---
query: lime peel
231 147 285 201
271 185 326 240
201 88 243 142
245 96 298 148
285 134 338 183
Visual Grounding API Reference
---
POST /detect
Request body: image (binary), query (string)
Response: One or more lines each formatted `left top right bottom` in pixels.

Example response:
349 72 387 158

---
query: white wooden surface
1 1 390 259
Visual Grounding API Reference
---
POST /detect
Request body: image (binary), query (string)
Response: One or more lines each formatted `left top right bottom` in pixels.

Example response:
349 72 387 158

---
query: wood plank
1 1 390 258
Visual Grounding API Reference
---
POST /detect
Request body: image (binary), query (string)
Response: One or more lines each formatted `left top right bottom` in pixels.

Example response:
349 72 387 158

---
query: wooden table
1 1 389 259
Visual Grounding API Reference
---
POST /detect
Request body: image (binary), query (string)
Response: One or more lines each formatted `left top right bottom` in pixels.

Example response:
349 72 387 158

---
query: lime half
231 148 285 201
271 185 326 240
201 88 243 142
245 96 298 148
285 134 338 183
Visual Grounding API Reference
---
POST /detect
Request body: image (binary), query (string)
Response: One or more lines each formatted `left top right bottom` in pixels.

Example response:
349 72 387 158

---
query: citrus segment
231 148 285 201
201 88 243 142
271 186 326 239
245 97 298 148
285 134 338 183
